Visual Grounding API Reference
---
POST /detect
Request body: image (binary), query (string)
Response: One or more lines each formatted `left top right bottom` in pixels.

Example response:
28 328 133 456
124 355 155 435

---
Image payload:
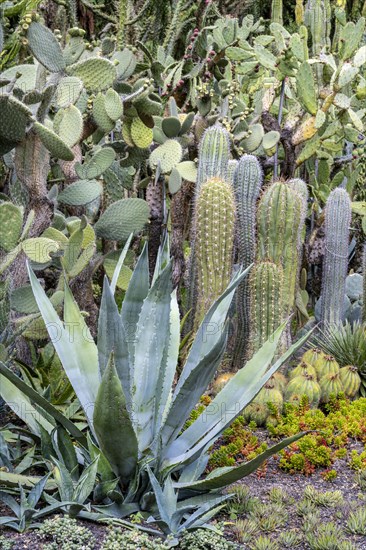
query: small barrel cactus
289 361 317 381
244 379 283 426
193 177 235 328
243 402 268 427
285 373 321 408
320 188 351 327
339 365 361 398
301 347 324 367
313 354 340 379
270 371 287 393
319 372 343 402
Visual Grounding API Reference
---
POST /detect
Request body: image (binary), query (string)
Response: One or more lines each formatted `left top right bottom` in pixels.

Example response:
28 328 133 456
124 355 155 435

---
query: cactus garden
1 0 366 548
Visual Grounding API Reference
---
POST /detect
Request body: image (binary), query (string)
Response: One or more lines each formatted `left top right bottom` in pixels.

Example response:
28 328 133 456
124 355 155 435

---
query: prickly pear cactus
193 177 235 328
320 188 351 326
0 202 23 252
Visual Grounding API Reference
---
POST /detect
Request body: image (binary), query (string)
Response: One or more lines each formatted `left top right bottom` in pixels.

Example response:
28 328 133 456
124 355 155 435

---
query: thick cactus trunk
248 261 285 356
193 177 235 329
233 155 263 368
320 188 351 326
363 244 366 324
257 181 306 323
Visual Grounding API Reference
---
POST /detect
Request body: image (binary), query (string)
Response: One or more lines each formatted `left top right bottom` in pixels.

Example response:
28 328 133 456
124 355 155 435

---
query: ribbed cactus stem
233 155 263 366
196 126 230 192
363 244 366 324
193 177 235 328
66 0 78 27
249 261 285 355
320 188 351 326
163 0 184 55
187 126 231 330
257 181 306 320
271 0 283 24
117 0 128 48
227 159 238 186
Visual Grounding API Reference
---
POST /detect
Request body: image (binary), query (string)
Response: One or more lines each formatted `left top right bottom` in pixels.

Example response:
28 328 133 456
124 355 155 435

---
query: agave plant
0 239 309 538
315 322 366 396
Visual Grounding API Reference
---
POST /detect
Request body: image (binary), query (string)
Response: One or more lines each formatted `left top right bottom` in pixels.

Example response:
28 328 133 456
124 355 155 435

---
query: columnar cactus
257 181 306 320
196 126 230 192
193 177 235 328
248 261 285 355
187 126 231 329
320 188 351 326
233 155 263 366
363 243 366 324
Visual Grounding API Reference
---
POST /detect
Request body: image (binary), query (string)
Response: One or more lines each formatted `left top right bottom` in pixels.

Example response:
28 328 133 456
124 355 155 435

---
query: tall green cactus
193 177 235 328
271 0 283 24
363 243 366 324
196 126 230 192
187 125 231 330
257 181 306 321
248 261 285 355
233 155 263 366
320 188 351 326
304 0 331 85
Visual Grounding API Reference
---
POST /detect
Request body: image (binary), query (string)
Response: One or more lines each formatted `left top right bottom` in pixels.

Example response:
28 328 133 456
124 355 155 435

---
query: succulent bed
1 0 366 548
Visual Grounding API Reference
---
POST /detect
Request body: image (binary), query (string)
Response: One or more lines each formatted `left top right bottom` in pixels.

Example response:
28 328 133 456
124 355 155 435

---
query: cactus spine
233 155 263 366
193 177 235 328
257 181 306 321
248 261 285 355
196 126 230 193
320 188 351 326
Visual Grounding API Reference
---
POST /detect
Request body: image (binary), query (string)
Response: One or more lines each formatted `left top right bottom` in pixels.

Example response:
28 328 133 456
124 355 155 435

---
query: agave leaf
176 267 249 393
163 327 311 467
87 433 115 482
0 362 85 443
152 232 170 285
93 356 138 486
28 473 50 509
110 233 133 295
120 242 149 365
132 264 172 452
146 466 172 527
53 457 74 501
0 471 57 490
154 289 180 436
178 448 210 484
55 427 78 476
0 367 54 436
97 278 130 410
162 268 249 446
161 327 228 448
0 491 20 516
174 432 307 491
73 457 99 504
27 265 99 429
179 496 231 531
